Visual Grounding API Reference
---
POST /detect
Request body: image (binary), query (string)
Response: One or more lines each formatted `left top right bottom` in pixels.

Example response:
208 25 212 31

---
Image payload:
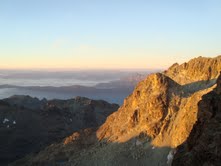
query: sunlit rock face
97 73 183 144
164 56 221 85
97 56 221 148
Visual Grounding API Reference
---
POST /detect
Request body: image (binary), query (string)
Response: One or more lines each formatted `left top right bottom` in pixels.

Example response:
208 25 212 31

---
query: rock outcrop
164 56 221 85
97 73 183 145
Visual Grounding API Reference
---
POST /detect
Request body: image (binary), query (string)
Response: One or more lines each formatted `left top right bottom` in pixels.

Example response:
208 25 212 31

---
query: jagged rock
97 73 183 144
97 56 221 148
96 76 214 148
3 95 47 110
172 72 221 166
164 55 221 85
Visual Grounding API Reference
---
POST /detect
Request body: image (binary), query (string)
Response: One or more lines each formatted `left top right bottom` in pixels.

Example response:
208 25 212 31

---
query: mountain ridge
164 55 221 85
0 96 118 165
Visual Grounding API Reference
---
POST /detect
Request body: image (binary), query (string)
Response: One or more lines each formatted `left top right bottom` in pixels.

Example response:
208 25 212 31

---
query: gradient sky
0 0 221 69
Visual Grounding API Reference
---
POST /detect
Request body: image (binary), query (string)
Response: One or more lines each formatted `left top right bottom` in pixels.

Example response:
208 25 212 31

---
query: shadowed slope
172 72 221 166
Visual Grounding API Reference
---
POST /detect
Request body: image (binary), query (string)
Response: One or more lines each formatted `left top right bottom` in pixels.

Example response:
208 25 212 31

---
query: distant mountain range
0 73 148 104
0 73 147 89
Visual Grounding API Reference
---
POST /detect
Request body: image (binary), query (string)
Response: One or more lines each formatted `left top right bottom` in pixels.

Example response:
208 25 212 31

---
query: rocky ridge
0 96 118 165
97 56 221 148
165 56 221 85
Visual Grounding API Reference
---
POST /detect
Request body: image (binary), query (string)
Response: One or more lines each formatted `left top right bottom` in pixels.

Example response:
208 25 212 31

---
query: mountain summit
97 56 221 148
165 55 221 84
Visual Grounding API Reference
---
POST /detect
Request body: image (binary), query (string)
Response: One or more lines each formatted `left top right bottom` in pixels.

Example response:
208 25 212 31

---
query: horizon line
0 67 164 71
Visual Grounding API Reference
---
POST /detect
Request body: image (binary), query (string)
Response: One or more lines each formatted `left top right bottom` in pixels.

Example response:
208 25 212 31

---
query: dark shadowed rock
0 96 118 165
172 72 221 166
3 95 47 110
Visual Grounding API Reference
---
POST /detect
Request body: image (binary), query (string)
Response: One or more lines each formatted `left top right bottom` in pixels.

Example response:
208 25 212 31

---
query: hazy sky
0 0 221 69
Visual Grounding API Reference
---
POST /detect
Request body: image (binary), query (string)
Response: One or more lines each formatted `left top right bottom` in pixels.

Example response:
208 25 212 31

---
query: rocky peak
164 55 221 85
97 56 221 148
97 73 182 143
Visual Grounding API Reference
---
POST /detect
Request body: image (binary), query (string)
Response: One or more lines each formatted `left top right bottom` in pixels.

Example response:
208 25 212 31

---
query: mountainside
0 96 118 165
172 72 221 166
97 56 221 148
7 55 221 166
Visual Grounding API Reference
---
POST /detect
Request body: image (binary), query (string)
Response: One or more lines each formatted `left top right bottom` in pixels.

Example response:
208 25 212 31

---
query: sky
0 0 221 69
